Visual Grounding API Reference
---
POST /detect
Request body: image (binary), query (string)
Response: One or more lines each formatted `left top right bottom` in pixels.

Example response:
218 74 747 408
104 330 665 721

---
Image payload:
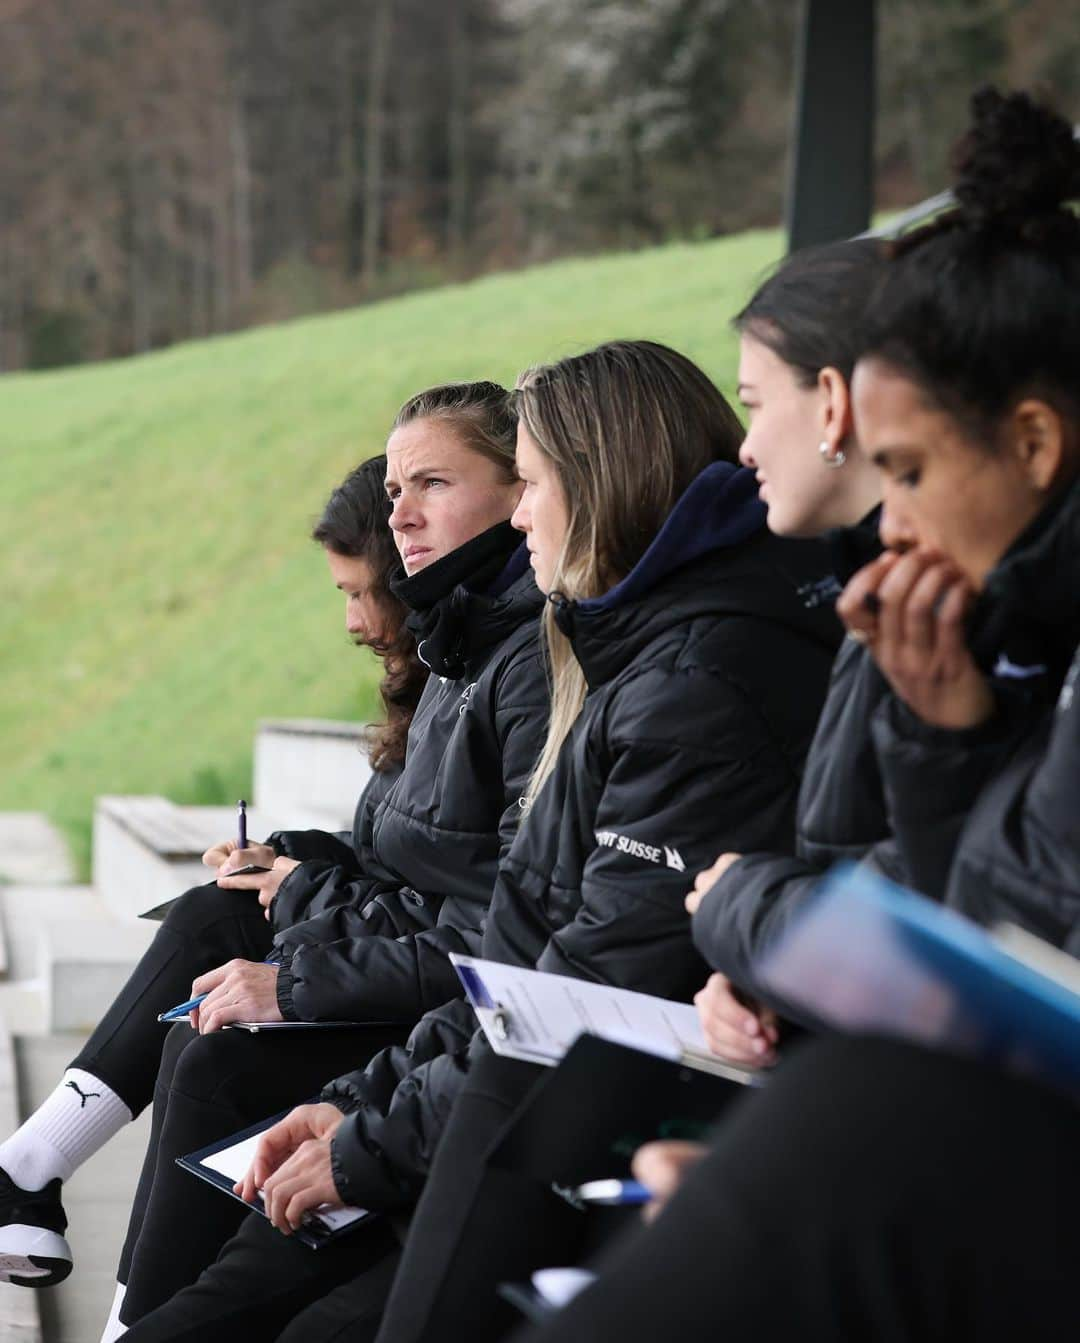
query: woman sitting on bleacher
512 85 1080 1343
0 453 421 1293
369 236 894 1343
0 384 552 1324
118 339 842 1343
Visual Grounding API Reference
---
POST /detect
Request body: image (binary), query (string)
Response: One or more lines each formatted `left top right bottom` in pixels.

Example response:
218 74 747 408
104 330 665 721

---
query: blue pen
157 993 207 1023
157 950 282 1023
573 1179 651 1206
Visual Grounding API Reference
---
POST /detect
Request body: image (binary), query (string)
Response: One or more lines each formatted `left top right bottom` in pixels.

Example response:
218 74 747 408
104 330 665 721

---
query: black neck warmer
391 520 523 677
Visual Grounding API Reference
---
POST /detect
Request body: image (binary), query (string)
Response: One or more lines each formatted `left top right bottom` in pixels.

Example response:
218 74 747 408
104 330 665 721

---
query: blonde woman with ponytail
366 339 845 1343
123 341 843 1343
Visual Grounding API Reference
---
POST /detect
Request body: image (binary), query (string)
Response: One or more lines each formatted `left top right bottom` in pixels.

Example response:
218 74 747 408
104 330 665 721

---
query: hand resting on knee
189 959 284 1033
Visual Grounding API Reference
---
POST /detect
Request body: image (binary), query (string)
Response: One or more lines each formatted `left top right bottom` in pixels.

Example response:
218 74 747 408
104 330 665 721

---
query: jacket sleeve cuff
274 957 300 1021
328 1113 407 1211
880 692 1012 751
269 864 306 931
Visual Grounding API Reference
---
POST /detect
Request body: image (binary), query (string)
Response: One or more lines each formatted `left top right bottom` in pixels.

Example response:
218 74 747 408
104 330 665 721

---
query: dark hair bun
951 86 1080 235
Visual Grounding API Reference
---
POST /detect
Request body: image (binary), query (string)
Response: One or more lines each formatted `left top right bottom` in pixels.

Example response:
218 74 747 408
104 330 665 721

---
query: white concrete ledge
0 816 74 888
92 797 280 923
253 718 370 832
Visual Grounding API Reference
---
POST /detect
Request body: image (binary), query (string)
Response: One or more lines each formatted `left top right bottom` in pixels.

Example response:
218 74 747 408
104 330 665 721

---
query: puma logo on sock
64 1081 101 1109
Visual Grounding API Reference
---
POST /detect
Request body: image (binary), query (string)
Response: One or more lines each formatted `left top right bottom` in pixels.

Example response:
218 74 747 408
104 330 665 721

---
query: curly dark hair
313 455 427 773
857 86 1080 443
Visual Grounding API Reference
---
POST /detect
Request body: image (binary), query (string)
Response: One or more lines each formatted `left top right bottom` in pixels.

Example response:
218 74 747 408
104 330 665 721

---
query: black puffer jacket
693 497 1077 994
319 461 843 1209
270 524 549 1022
872 481 1080 949
265 762 402 898
692 632 900 991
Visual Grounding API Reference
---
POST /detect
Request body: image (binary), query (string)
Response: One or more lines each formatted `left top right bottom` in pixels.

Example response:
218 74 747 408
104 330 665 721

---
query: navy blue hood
573 461 765 615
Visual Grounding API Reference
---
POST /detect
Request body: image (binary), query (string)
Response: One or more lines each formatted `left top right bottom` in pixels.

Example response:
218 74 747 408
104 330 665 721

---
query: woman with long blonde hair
127 340 850 1343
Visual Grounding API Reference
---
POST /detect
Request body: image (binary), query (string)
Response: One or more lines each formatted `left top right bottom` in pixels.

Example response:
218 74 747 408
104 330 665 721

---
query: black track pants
118 1020 409 1325
69 881 274 1113
511 1036 1080 1343
121 1211 403 1343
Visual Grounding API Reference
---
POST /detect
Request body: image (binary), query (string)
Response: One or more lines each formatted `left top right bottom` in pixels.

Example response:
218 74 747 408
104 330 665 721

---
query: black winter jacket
319 461 843 1209
872 481 1080 949
692 633 902 991
265 763 402 902
270 527 549 1022
693 495 1077 994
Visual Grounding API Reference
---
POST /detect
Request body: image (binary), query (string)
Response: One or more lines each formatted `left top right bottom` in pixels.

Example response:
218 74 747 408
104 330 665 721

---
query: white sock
0 1068 132 1191
99 1280 128 1342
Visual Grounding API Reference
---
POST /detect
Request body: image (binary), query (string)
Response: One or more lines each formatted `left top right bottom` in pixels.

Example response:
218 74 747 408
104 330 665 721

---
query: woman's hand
631 1140 708 1222
189 959 283 1033
694 972 779 1067
236 1102 346 1233
836 549 995 730
217 856 301 921
685 853 742 916
204 841 277 873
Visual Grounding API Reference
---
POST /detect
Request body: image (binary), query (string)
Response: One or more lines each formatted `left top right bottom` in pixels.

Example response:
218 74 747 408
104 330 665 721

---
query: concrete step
92 796 281 923
0 1013 42 1342
40 920 155 1035
253 718 370 832
0 816 74 888
0 887 154 1036
0 889 105 983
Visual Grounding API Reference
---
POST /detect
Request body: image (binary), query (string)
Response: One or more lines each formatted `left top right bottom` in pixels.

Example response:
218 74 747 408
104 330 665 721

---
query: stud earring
819 440 846 469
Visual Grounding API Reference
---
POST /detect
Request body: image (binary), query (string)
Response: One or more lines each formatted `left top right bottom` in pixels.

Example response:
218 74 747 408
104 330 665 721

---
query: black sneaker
0 1170 72 1287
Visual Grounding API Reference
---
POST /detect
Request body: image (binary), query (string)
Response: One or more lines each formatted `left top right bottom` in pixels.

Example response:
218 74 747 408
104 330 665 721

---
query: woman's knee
160 880 255 937
165 1029 251 1106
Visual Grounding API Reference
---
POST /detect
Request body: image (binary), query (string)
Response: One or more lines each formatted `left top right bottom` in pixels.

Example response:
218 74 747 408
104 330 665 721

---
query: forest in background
1 0 1078 371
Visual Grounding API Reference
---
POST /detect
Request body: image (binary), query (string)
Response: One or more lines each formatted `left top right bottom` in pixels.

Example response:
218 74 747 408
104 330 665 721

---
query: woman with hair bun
511 87 1080 1343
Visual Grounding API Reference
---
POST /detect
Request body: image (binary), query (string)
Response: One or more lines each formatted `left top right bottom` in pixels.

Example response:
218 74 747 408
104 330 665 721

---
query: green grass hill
1 228 782 875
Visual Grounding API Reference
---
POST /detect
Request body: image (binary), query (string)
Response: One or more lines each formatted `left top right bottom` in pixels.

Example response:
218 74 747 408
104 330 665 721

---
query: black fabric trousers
69 881 274 1113
511 1036 1080 1343
374 1047 638 1343
121 1212 404 1343
118 1019 409 1325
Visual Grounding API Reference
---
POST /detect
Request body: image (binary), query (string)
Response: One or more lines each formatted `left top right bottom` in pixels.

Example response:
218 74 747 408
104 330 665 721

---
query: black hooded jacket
872 481 1080 949
318 462 843 1209
691 511 901 989
269 523 550 1022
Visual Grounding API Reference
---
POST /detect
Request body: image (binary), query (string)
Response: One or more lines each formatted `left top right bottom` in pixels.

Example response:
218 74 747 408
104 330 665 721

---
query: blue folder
757 863 1080 1094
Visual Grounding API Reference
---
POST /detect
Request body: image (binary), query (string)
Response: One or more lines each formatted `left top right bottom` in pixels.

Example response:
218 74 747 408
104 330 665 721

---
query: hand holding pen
158 952 284 1030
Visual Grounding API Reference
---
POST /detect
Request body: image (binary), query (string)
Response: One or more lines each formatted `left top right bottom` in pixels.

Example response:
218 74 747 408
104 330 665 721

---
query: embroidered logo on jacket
992 653 1048 681
595 831 686 871
458 682 477 716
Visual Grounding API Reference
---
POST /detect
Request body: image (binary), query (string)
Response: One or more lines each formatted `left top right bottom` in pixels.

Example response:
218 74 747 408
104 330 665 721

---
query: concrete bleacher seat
92 720 369 923
0 885 155 1036
92 796 282 923
0 813 75 888
253 717 371 832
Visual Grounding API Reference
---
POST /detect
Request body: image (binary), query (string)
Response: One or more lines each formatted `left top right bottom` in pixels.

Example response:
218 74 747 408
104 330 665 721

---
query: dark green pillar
786 0 877 253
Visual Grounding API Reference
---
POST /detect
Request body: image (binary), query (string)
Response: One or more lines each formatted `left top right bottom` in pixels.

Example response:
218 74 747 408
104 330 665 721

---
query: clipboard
139 895 182 921
759 862 1080 1094
488 1034 747 1189
177 1111 374 1249
451 954 761 1087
